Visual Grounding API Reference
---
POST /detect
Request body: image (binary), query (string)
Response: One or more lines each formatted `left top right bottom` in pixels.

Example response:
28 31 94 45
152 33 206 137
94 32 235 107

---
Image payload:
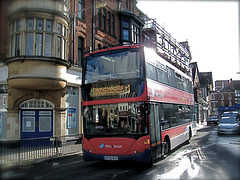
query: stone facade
0 0 144 141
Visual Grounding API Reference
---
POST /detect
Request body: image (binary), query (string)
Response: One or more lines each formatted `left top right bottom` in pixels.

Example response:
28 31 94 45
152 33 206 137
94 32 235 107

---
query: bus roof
84 44 142 57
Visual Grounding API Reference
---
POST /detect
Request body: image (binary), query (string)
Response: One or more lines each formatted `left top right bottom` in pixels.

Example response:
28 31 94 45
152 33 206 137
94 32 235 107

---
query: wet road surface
1 125 240 180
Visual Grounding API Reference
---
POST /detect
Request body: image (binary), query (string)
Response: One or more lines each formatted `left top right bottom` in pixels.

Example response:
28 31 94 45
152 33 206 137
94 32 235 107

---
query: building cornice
5 56 71 68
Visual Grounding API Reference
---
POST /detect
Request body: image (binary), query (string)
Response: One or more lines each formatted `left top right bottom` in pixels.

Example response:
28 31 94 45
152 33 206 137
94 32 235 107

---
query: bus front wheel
164 139 170 155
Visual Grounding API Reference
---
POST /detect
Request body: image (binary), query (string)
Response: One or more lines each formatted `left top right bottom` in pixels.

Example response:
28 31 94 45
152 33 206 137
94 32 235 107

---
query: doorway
20 99 54 139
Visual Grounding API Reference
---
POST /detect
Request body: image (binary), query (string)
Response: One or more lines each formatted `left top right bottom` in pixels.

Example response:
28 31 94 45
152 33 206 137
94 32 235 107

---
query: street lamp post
92 0 95 51
72 1 106 64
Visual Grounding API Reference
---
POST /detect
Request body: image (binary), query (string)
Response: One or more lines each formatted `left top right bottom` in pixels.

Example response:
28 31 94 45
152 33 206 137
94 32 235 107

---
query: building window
211 102 215 108
63 26 66 36
211 94 215 100
98 8 102 29
121 19 141 44
57 23 62 34
62 39 65 59
11 20 22 56
36 19 44 31
27 19 34 30
107 11 111 34
78 37 84 67
229 101 232 107
45 34 52 57
221 101 224 107
57 23 67 59
221 94 224 100
10 18 64 58
228 94 232 100
12 21 15 33
0 84 7 93
57 37 61 58
112 14 115 36
15 34 21 56
14 18 66 59
35 33 43 56
132 23 140 43
46 20 52 32
3 96 7 105
103 9 106 31
122 20 130 41
26 33 33 55
78 0 85 19
16 20 22 31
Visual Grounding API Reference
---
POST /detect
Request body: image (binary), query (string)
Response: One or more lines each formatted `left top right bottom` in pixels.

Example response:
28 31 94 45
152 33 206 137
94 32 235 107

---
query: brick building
0 0 194 142
0 0 145 141
211 79 240 116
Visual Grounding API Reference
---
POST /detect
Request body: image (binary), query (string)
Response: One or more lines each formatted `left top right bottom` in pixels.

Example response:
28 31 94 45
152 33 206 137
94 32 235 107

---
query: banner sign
67 107 76 128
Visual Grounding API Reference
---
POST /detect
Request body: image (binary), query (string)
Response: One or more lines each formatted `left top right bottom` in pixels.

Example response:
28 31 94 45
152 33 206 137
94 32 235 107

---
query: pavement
196 121 207 130
1 122 208 171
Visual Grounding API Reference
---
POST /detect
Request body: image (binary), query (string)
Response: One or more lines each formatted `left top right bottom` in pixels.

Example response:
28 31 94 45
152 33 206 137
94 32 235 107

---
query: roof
233 80 240 90
221 85 234 91
199 72 213 86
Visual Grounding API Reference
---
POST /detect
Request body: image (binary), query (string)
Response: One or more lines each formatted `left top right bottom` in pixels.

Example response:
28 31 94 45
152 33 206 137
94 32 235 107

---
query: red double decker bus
82 44 196 163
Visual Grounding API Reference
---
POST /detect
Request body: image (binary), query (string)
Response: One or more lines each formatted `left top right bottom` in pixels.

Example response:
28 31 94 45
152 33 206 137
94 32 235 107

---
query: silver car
217 117 240 135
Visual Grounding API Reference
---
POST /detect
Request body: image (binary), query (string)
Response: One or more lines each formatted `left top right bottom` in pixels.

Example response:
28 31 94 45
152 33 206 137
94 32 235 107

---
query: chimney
229 78 234 89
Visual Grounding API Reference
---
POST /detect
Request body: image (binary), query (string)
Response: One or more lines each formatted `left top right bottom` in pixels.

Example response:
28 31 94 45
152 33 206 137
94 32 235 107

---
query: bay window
15 34 21 56
35 33 43 56
119 11 143 45
10 18 67 60
57 37 61 58
11 20 22 56
45 34 52 57
26 33 33 55
122 21 130 41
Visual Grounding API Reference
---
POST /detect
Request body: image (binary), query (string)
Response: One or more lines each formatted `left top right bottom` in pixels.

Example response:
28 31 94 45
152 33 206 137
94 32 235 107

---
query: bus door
150 104 162 161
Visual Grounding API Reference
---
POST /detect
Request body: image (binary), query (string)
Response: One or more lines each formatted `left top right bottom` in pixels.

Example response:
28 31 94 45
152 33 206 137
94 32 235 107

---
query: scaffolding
142 18 192 74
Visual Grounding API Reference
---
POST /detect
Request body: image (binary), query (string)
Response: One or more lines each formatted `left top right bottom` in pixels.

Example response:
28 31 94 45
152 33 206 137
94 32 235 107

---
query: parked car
217 117 240 135
207 116 218 125
222 111 240 121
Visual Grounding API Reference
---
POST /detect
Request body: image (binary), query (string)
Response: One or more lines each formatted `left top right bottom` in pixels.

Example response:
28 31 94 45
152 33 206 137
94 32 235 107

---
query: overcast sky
137 0 240 83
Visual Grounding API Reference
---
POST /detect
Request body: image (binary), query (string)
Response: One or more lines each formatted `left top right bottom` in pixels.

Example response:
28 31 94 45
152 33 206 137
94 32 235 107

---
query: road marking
34 159 84 179
2 172 26 179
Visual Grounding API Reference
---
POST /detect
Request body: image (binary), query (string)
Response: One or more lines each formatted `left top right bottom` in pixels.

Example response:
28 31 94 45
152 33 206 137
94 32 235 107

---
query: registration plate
104 156 118 161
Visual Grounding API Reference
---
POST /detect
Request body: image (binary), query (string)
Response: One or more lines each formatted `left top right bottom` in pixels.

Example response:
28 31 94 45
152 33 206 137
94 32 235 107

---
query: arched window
19 99 54 109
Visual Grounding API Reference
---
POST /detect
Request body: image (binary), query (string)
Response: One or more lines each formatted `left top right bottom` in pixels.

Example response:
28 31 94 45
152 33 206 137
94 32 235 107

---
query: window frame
98 8 102 29
11 19 22 57
103 8 106 31
122 20 130 41
10 18 67 59
107 11 111 34
78 36 84 67
78 0 85 19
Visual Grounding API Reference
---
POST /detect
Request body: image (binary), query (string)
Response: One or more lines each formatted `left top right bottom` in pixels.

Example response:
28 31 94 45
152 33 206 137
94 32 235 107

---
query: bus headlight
144 139 150 145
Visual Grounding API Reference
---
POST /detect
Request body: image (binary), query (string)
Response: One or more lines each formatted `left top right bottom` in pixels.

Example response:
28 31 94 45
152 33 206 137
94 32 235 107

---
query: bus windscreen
84 49 141 84
83 102 148 137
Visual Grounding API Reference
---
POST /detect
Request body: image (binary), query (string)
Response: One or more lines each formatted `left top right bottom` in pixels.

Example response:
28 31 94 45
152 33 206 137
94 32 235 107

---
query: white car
217 117 240 135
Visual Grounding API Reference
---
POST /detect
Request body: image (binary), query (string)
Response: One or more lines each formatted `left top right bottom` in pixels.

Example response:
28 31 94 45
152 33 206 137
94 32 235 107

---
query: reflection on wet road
147 126 240 180
2 126 240 180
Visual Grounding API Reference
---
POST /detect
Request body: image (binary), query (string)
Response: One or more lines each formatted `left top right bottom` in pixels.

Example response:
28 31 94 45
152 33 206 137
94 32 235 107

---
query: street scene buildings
0 0 239 144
